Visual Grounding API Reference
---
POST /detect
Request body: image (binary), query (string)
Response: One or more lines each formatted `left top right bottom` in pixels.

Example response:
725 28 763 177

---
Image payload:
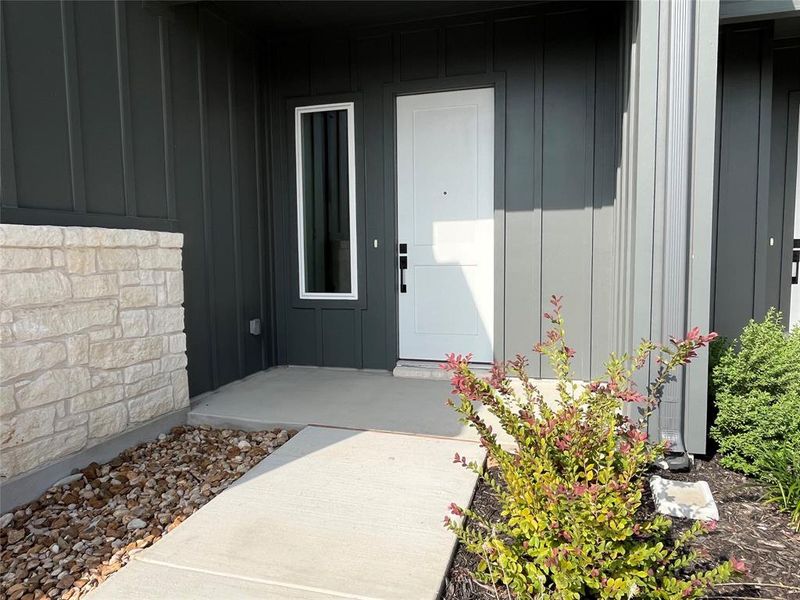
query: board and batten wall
0 1 271 396
267 3 622 379
712 23 800 339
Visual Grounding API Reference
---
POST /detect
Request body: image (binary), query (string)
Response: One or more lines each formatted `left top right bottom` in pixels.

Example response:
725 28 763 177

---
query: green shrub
707 337 730 399
443 296 737 600
710 310 800 476
757 446 800 531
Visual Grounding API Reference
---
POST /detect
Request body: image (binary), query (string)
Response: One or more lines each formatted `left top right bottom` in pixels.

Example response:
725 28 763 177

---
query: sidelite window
295 102 358 300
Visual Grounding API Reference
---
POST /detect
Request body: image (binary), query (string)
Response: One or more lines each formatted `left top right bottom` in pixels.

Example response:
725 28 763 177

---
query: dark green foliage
710 310 800 476
758 446 800 531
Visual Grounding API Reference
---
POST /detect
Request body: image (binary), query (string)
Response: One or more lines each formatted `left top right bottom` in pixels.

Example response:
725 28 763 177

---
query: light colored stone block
165 271 184 305
89 337 163 369
139 270 165 285
65 248 96 274
52 249 65 267
12 300 116 342
169 333 186 354
171 369 190 408
89 328 116 342
128 386 173 423
158 232 183 248
149 307 184 335
0 427 87 479
123 363 153 384
1 404 57 448
89 403 128 438
71 273 118 299
137 248 181 270
0 224 63 248
0 248 51 271
70 385 125 412
114 229 158 247
126 373 170 398
66 335 90 365
156 284 168 306
160 353 188 373
118 270 140 286
121 310 149 338
15 367 91 409
0 341 66 383
54 412 88 432
0 324 13 344
120 286 157 308
650 476 719 521
64 227 158 248
97 248 138 271
0 271 71 308
0 385 15 416
0 310 11 324
91 370 123 388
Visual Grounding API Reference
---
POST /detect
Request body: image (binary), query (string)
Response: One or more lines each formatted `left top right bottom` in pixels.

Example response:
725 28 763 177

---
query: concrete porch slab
189 366 469 439
90 426 485 600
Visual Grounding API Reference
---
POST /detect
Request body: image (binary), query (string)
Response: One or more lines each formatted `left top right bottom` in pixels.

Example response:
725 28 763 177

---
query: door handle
399 255 408 293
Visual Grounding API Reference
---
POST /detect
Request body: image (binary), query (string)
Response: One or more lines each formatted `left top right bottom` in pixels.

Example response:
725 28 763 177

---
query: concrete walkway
90 368 487 600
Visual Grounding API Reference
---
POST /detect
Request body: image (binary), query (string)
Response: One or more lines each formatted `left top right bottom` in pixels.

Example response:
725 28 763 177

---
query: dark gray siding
712 24 800 339
268 4 621 379
0 1 271 396
769 38 800 326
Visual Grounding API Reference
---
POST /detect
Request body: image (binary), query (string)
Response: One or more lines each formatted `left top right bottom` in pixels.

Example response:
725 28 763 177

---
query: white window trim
295 102 358 300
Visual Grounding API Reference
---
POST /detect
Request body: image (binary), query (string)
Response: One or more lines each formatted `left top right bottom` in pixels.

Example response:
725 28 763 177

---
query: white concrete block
650 475 719 521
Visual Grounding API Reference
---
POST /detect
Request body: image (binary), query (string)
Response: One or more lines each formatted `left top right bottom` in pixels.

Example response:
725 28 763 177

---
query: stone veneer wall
0 225 189 481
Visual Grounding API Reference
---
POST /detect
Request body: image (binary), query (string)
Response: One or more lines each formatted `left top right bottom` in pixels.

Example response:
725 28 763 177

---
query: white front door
396 88 494 362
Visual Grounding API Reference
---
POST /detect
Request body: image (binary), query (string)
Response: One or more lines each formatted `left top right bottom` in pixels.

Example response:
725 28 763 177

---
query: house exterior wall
712 23 800 340
267 3 623 379
0 1 271 397
0 224 189 481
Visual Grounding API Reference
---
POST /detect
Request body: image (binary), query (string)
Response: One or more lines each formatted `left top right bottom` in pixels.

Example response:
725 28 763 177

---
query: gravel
0 425 295 600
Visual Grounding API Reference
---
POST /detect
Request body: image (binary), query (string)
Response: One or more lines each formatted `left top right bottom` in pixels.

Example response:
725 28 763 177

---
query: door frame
382 73 507 366
780 90 800 326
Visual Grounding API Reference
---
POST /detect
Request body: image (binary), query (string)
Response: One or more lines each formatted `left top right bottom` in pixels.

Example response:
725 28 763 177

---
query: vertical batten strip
533 17 544 376
0 1 18 207
159 17 177 223
583 18 597 376
114 0 136 217
227 28 246 378
752 27 774 320
60 0 86 212
197 9 219 389
254 50 269 370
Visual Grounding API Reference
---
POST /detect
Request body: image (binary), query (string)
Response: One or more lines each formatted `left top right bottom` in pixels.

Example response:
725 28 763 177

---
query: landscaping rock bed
0 425 295 600
443 458 800 599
